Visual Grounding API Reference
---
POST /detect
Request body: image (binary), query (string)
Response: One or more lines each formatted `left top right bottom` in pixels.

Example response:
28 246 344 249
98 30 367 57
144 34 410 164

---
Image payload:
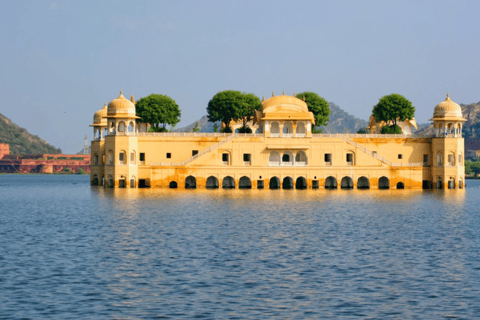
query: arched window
119 150 126 164
458 154 463 165
270 122 280 137
128 121 134 133
269 151 280 166
295 151 307 166
296 122 306 137
108 150 114 165
92 174 99 185
437 152 443 166
448 177 455 189
94 154 99 166
283 122 293 137
130 151 136 164
396 182 405 189
282 152 293 166
169 181 177 189
448 153 455 166
118 121 126 132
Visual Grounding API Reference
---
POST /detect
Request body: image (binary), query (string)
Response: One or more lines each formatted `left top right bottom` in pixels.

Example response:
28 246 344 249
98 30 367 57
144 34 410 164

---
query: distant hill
174 102 368 133
416 101 480 159
0 113 62 154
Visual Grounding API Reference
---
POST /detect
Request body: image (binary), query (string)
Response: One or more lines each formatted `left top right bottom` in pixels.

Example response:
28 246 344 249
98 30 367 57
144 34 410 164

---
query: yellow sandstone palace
90 91 465 190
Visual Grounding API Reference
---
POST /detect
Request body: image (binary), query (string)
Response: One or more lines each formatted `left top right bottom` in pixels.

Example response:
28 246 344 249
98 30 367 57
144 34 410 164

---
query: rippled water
1 175 480 319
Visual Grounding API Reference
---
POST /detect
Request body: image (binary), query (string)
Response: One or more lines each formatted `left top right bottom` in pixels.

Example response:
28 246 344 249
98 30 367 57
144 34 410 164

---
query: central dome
432 94 463 119
107 91 136 116
261 95 309 113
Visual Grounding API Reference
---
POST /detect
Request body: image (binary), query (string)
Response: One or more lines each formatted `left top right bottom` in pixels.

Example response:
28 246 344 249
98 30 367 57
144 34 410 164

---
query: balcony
270 133 280 138
295 133 306 138
283 133 293 138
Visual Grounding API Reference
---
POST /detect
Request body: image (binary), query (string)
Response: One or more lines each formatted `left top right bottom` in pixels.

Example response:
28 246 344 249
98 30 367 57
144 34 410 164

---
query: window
346 153 353 164
130 152 135 164
94 154 99 166
448 154 455 166
243 154 251 162
372 151 377 157
459 155 463 165
398 154 403 159
282 154 290 162
222 153 229 164
437 153 443 166
166 153 171 159
423 154 429 166
324 153 332 163
140 153 145 165
119 152 125 164
108 151 113 165
192 150 198 156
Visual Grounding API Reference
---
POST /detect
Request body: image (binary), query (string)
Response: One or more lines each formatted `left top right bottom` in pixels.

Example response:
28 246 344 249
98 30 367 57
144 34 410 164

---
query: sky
1 0 479 153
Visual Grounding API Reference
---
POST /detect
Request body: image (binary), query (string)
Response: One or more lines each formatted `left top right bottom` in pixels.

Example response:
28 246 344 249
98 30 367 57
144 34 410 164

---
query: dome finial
272 91 275 97
294 91 296 97
283 90 285 95
446 92 450 100
120 89 123 95
262 95 265 102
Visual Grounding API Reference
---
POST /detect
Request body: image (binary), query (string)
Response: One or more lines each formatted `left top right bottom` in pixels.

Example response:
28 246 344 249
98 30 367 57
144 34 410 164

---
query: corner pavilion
90 92 466 190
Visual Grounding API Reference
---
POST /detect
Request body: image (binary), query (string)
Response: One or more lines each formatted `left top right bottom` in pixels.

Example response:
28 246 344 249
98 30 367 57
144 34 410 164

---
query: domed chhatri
107 90 137 116
430 94 467 138
91 102 108 127
432 93 464 119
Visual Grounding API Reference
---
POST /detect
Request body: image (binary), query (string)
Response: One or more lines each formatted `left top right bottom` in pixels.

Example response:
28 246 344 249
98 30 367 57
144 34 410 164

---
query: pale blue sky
1 0 479 153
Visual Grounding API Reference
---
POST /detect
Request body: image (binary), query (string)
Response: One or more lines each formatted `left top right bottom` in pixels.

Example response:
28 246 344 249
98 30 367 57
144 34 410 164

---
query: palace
89 91 465 190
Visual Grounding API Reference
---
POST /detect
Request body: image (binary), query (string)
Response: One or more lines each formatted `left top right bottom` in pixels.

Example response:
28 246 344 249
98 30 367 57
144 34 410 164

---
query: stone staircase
151 133 237 167
339 136 422 167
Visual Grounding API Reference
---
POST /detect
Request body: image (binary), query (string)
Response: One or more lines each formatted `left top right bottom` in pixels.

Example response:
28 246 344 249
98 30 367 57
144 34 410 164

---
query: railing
295 133 306 138
93 138 104 142
244 161 251 166
136 132 263 138
150 133 238 167
339 136 424 167
283 133 294 138
270 133 280 138
311 133 433 138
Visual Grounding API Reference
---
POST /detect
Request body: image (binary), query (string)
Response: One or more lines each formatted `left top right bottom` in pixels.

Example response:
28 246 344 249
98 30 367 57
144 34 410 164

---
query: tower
430 94 467 189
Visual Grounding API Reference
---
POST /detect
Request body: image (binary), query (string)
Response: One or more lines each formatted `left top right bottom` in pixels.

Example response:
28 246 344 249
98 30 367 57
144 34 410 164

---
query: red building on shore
0 143 91 173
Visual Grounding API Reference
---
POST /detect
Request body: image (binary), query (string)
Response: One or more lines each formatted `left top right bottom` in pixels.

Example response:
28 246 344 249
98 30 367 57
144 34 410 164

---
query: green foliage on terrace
381 125 402 134
372 94 415 131
296 92 330 133
0 113 62 154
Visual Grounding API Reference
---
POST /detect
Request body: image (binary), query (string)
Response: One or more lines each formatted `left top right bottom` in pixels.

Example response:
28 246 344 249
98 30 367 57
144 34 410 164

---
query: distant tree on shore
372 94 415 133
207 90 261 133
136 94 181 132
296 92 330 133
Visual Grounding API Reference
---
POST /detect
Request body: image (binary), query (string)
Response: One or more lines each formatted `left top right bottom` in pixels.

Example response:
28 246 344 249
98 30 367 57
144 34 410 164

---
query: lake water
1 175 480 319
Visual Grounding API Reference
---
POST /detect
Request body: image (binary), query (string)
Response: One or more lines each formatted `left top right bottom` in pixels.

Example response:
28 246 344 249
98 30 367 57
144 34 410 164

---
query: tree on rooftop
207 90 261 133
372 94 415 134
296 92 330 133
136 94 181 132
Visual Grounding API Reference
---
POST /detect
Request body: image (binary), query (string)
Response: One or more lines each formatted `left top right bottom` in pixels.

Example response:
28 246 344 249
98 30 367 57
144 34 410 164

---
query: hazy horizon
1 0 479 153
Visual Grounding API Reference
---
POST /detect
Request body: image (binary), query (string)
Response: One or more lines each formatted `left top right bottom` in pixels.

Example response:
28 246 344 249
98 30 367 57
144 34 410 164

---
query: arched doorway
269 176 280 189
239 176 252 189
341 176 353 189
169 181 178 189
206 176 219 189
357 176 369 189
396 182 405 189
295 177 307 189
185 176 196 189
222 176 235 189
448 178 455 189
379 176 389 189
325 176 337 189
283 176 293 189
92 174 99 185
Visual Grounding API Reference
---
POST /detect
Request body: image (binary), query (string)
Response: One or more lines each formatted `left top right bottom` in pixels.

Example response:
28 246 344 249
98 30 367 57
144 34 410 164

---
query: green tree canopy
207 90 261 132
296 92 330 133
372 94 415 130
136 94 181 131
